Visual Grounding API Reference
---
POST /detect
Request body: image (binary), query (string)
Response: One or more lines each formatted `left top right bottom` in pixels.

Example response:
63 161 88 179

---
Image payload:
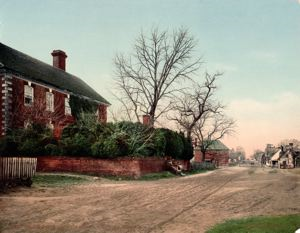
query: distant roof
205 140 229 151
271 150 281 161
0 43 110 105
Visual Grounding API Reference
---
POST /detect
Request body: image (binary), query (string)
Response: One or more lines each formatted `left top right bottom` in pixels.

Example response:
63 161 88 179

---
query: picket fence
0 157 37 183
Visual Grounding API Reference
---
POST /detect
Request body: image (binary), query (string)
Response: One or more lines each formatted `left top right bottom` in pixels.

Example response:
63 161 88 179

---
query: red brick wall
11 77 74 136
37 156 190 177
194 149 229 166
0 73 108 136
98 104 107 123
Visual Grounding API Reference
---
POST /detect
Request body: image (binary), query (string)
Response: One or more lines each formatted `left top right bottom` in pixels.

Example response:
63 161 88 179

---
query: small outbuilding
193 140 230 166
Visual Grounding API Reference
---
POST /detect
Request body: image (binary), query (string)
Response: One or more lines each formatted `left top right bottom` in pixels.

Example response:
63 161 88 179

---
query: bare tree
252 149 264 161
169 70 235 161
193 111 235 161
170 72 223 139
278 139 300 149
114 28 202 125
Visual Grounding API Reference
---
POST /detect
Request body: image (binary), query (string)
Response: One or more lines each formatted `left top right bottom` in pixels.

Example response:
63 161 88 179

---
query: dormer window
65 96 71 115
46 92 54 112
24 85 34 106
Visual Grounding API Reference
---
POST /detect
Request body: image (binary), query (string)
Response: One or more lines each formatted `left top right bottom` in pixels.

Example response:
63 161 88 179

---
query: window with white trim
24 85 34 106
47 121 54 130
46 92 54 112
65 97 71 115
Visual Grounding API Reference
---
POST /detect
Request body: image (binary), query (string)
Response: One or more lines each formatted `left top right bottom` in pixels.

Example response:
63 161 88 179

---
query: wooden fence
0 157 37 184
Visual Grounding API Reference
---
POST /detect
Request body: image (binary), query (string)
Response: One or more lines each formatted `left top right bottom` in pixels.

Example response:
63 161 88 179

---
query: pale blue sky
1 0 299 155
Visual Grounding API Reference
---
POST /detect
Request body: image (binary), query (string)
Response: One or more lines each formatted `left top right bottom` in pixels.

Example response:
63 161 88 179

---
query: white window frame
47 120 54 130
46 92 54 112
65 97 71 115
24 85 34 106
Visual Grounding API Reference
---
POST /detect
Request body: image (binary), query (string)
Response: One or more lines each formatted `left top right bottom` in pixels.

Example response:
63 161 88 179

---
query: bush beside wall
0 119 194 161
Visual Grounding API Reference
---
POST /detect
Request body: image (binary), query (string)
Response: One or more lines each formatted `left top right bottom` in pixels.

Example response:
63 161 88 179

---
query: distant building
0 43 110 137
270 143 300 168
265 143 277 158
193 140 230 166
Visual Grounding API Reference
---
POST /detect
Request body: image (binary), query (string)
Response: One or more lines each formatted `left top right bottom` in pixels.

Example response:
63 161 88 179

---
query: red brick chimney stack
51 50 67 71
142 115 150 126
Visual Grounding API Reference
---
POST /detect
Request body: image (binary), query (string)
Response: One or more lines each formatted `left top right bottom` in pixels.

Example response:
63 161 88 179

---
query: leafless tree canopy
170 72 224 138
170 71 235 160
193 111 235 158
114 28 202 125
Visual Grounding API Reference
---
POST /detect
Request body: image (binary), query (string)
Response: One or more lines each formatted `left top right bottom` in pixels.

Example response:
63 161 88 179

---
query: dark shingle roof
205 140 229 151
0 43 110 105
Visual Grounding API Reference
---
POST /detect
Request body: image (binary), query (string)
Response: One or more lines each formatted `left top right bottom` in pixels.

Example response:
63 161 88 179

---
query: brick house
193 140 230 166
0 43 110 137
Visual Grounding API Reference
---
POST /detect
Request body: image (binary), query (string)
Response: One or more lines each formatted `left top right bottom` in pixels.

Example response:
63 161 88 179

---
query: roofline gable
0 42 110 105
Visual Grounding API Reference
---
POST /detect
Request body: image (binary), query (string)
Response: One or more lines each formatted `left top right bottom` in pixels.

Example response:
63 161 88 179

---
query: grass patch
206 214 300 233
102 169 214 181
101 171 177 181
32 174 89 187
31 168 214 185
185 168 214 175
138 171 176 180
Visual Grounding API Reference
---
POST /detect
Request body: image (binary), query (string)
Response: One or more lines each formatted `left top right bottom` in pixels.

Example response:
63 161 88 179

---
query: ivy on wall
69 95 98 119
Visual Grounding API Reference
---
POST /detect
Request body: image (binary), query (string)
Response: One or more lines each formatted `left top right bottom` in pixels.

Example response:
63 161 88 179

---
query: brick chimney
51 50 67 71
142 115 150 126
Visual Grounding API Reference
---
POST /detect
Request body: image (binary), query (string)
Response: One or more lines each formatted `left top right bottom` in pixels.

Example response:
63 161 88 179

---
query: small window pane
46 92 54 112
24 85 33 106
65 97 71 115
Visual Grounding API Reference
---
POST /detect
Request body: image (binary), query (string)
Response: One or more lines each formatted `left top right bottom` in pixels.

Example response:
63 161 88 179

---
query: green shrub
114 121 149 135
152 129 166 156
157 128 184 159
91 138 120 158
114 121 153 156
44 144 61 155
18 139 44 156
69 95 98 120
60 132 94 156
61 123 80 139
181 135 194 160
2 123 57 156
0 118 193 159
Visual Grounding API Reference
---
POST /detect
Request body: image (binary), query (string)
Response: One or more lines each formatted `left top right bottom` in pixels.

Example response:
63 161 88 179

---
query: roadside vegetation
31 164 217 185
32 173 89 187
206 214 300 233
0 118 193 161
134 166 216 180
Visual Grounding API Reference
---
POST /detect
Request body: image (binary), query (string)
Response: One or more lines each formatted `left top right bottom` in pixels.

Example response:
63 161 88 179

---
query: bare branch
170 71 223 138
114 27 202 126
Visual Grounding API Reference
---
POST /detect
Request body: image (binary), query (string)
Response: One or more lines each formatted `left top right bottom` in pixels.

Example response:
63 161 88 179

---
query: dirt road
1 166 299 233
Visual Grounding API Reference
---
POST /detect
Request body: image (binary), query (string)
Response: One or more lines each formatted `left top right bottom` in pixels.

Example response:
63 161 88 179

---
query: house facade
193 140 230 166
269 144 300 168
0 43 109 137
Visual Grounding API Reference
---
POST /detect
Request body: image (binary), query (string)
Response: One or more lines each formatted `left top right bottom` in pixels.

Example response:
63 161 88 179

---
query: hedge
0 119 193 160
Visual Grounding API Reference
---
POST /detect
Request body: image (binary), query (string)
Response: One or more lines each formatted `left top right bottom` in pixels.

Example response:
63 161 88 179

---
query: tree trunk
148 114 155 127
186 129 192 140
